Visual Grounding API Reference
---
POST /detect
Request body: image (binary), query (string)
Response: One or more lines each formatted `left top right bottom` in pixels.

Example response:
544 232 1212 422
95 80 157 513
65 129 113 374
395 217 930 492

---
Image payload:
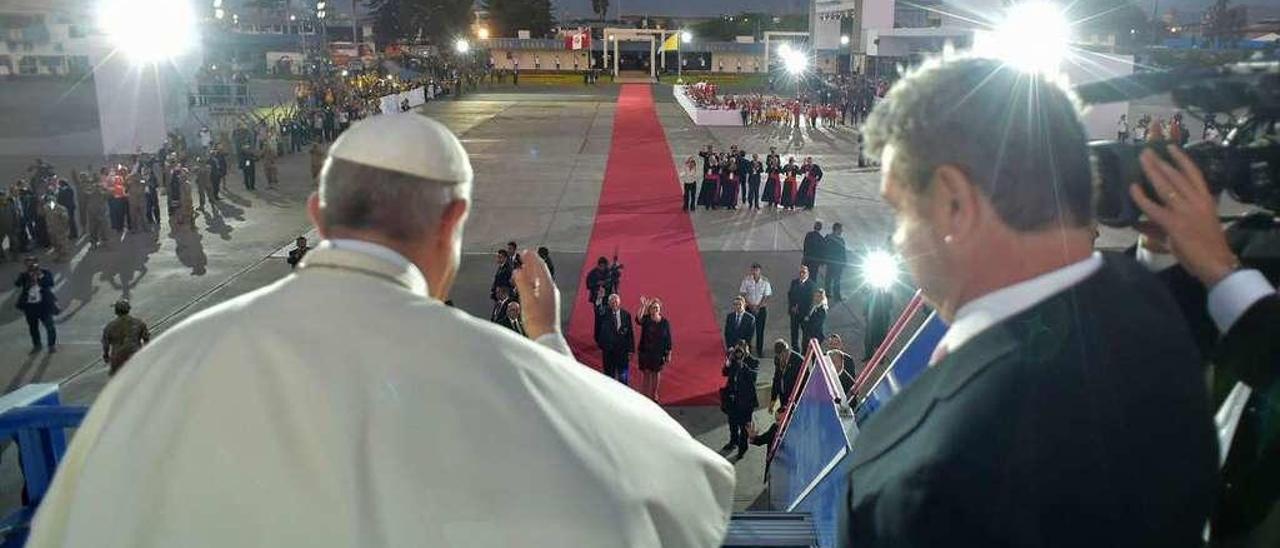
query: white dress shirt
739 276 773 307
1134 246 1276 334
933 253 1104 362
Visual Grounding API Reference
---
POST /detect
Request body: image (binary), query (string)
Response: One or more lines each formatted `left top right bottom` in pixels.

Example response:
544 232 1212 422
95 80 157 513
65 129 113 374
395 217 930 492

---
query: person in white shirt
738 262 772 357
28 115 735 548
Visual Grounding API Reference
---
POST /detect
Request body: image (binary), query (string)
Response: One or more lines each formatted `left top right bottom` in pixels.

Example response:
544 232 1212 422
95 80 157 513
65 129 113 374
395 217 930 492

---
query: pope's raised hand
513 249 561 341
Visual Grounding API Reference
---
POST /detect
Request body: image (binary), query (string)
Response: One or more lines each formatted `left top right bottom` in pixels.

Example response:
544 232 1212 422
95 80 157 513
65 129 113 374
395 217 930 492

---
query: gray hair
863 56 1092 230
318 157 470 241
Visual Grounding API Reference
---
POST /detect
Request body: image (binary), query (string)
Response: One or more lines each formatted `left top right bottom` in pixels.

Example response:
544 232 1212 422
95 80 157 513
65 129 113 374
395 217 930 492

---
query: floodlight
978 1 1071 74
341 69 349 76
860 250 900 291
455 38 470 54
98 0 196 64
777 42 792 56
840 34 850 46
289 14 296 21
477 27 490 39
681 31 692 43
214 8 224 19
781 48 808 76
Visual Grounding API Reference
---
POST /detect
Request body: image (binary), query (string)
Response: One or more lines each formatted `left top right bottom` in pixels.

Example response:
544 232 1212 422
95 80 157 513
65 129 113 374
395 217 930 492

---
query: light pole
678 30 691 81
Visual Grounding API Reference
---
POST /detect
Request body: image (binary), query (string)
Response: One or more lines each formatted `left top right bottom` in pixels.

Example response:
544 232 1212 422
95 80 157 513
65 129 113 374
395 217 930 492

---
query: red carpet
567 84 723 406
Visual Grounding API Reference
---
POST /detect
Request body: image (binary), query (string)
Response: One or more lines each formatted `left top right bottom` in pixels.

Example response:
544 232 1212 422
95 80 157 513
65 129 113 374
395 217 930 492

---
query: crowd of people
10 52 1278 548
682 144 825 211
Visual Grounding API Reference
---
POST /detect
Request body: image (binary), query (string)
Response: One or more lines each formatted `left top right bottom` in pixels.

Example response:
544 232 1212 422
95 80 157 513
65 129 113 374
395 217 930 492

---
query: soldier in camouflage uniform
101 299 150 376
126 174 148 233
263 144 280 189
82 181 110 248
42 197 71 262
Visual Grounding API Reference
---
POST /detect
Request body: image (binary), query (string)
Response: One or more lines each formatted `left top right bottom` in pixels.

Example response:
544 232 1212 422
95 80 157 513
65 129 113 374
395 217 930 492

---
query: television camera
1078 60 1280 227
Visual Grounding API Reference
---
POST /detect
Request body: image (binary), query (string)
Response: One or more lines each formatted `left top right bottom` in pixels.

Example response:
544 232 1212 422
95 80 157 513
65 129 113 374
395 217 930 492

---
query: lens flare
976 1 1071 75
98 0 196 64
860 250 900 291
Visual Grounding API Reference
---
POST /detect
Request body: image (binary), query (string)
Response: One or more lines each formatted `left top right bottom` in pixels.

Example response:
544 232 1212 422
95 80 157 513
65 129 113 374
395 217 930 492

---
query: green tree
365 0 473 45
482 0 555 38
688 12 805 42
591 0 609 23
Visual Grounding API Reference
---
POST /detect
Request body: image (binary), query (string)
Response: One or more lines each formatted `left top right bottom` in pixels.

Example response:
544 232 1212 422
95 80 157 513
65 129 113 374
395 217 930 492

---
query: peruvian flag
565 29 592 50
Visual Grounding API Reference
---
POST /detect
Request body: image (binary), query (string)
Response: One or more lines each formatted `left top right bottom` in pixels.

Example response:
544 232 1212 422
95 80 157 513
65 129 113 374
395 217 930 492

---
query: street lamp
477 27 490 40
840 34 850 46
455 38 470 54
678 31 692 80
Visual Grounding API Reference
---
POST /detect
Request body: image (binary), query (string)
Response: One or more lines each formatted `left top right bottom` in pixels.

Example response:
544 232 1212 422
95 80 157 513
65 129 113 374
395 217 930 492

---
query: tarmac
0 82 1151 517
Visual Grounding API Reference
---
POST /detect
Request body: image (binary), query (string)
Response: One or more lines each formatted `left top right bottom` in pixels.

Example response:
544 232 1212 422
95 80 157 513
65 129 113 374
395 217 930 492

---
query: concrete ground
0 83 1149 521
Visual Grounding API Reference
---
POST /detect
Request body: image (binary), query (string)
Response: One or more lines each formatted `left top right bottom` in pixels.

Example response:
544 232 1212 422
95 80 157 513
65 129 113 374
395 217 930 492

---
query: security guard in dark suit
722 296 756 351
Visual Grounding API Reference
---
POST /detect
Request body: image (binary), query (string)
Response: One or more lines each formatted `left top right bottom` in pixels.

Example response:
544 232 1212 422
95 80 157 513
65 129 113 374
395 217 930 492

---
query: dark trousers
603 350 630 385
683 183 697 211
66 206 78 238
211 176 222 200
826 265 844 301
790 311 802 351
747 180 761 209
728 419 749 453
145 191 160 225
242 167 256 190
24 309 56 348
108 198 127 231
753 306 768 357
740 179 749 203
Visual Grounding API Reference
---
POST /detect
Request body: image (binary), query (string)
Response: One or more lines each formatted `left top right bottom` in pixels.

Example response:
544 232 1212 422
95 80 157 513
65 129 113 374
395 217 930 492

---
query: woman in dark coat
762 158 781 208
801 288 828 350
635 296 672 402
697 159 720 210
721 341 759 459
780 158 799 210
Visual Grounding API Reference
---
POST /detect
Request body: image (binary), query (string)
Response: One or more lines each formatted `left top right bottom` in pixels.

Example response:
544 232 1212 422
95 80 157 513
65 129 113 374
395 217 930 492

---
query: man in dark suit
594 293 634 385
490 285 515 323
14 256 58 352
722 296 756 351
490 249 514 301
844 57 1217 547
786 265 815 350
824 222 847 301
1129 146 1280 547
497 301 526 337
801 221 825 280
239 147 258 190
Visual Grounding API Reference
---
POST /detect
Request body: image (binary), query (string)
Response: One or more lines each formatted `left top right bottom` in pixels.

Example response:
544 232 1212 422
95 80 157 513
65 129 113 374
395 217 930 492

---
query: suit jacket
595 307 635 355
14 269 57 314
802 231 825 264
723 311 756 349
771 350 804 405
788 278 816 316
722 356 759 419
844 254 1218 547
825 234 847 266
490 297 514 323
497 315 526 337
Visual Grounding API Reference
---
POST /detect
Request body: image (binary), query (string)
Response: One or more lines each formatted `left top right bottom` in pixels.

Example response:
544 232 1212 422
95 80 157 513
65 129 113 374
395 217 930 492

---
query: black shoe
735 450 746 460
721 442 735 452
48 345 57 353
30 345 41 354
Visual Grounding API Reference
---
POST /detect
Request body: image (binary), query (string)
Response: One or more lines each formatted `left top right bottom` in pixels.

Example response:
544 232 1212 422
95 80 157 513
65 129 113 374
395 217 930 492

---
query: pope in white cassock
28 115 736 547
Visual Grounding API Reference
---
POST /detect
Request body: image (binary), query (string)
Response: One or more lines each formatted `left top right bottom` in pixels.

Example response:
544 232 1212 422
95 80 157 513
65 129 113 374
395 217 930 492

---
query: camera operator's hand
1130 146 1239 287
512 249 561 341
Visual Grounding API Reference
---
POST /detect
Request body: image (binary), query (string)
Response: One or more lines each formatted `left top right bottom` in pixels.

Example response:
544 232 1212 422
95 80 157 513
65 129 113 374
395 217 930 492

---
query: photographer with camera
14 255 58 353
1130 145 1280 546
585 254 622 306
720 340 759 460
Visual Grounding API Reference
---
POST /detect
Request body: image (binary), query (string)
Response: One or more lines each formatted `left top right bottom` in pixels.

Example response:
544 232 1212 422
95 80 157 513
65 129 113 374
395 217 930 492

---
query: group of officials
18 54 1280 548
683 144 825 212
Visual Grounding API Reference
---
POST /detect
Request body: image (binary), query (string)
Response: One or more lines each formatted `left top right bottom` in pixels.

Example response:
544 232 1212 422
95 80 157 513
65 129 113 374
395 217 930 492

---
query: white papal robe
28 242 735 547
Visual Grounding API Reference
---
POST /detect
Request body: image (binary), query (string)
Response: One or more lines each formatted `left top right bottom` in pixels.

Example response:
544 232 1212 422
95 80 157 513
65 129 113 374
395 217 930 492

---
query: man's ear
434 199 469 251
306 192 327 238
930 165 984 244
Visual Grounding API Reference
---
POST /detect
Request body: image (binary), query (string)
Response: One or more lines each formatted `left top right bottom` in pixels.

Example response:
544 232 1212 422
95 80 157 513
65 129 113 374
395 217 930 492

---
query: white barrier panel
672 85 744 126
378 86 427 115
